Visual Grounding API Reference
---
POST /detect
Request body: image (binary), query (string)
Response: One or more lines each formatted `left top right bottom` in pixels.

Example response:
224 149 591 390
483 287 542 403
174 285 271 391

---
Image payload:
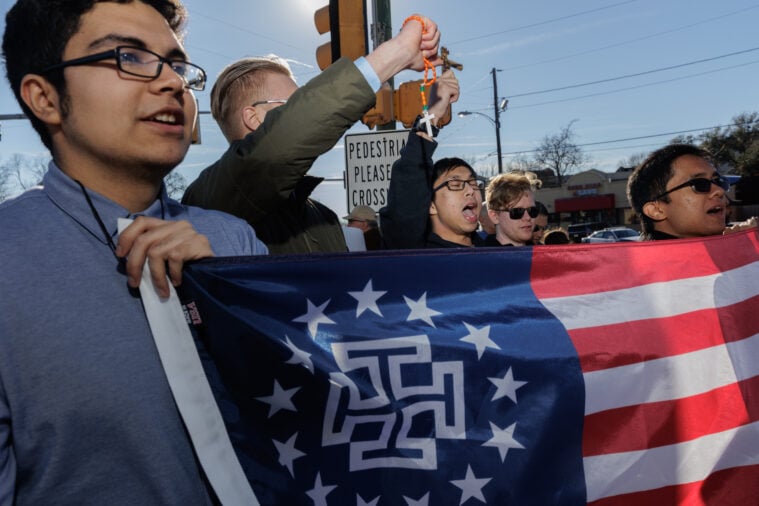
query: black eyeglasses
652 175 730 201
40 45 207 91
533 224 546 233
432 178 486 192
491 206 540 220
251 99 288 107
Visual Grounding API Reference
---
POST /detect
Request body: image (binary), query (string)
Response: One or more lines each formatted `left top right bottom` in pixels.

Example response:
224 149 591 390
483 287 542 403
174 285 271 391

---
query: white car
581 227 641 243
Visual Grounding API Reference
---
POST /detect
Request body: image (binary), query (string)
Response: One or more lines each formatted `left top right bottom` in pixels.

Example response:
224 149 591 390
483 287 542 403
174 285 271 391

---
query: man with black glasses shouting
380 70 487 249
626 144 755 240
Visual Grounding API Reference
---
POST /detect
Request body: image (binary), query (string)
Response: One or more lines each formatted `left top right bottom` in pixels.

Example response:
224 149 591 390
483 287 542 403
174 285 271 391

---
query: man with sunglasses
484 172 541 247
627 144 735 240
380 70 487 248
183 17 442 254
0 1 268 503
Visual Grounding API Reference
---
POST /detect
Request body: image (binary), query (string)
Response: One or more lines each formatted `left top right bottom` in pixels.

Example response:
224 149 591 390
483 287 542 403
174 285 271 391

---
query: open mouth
706 205 724 215
150 113 181 125
462 202 478 223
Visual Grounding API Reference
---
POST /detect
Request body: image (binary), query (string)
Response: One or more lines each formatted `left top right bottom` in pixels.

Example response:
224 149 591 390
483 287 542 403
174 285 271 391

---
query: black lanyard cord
75 179 121 260
74 179 167 262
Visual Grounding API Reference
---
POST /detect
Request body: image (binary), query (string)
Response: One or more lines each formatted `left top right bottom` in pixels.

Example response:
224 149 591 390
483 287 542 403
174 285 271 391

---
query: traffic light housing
314 0 368 71
361 85 394 129
360 81 455 130
394 80 452 129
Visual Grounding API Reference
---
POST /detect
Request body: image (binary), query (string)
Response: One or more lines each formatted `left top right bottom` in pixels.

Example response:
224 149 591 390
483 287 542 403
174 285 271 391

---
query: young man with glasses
626 144 737 240
380 70 486 248
0 1 267 503
183 17 442 254
484 172 541 247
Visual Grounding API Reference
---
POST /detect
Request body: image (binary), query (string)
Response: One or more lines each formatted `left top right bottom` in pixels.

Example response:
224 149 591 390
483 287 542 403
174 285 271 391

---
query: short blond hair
486 171 541 210
210 56 295 141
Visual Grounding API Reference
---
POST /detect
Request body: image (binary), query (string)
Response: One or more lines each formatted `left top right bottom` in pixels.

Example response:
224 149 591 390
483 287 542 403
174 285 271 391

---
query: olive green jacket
182 58 376 254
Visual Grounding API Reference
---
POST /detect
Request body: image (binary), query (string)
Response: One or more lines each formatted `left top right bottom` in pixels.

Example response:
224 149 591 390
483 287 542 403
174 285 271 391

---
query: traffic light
361 85 394 129
314 0 368 71
394 80 452 129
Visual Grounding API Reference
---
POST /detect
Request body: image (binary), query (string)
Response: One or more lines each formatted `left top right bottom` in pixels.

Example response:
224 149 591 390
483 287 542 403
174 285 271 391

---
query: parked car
581 227 642 243
567 222 608 243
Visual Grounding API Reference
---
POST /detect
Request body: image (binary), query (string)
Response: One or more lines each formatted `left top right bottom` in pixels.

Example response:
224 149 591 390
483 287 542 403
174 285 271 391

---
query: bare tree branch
532 119 590 185
164 171 187 200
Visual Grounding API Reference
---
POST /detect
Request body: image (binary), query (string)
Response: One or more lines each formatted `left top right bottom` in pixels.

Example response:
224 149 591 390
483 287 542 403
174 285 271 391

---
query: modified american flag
178 229 759 505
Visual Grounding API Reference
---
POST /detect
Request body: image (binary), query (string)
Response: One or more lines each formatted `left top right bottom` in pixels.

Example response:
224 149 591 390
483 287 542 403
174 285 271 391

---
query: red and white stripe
532 231 759 505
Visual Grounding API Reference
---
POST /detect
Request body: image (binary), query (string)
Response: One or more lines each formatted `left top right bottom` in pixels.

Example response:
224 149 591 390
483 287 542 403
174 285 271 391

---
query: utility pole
492 68 503 174
371 0 395 131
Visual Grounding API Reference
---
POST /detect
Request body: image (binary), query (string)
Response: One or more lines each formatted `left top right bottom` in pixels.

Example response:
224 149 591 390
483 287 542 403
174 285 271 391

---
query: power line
186 9 304 52
508 46 759 98
449 0 638 45
510 59 759 109
500 4 759 72
458 53 759 113
582 141 664 155
504 122 752 156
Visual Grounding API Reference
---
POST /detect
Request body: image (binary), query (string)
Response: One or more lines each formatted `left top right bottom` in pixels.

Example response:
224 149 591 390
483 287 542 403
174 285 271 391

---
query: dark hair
542 228 570 245
432 157 476 184
2 0 187 150
626 144 712 238
535 201 548 216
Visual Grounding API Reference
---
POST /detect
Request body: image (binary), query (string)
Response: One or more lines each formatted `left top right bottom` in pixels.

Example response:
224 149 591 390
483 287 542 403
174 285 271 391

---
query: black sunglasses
652 175 730 201
492 206 539 220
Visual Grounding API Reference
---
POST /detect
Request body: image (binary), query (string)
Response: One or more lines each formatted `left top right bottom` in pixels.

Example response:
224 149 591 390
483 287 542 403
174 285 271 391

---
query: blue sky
1 0 758 215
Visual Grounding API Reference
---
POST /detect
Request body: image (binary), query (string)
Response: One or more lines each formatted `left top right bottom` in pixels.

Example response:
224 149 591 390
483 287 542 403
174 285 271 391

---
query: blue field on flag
181 248 586 505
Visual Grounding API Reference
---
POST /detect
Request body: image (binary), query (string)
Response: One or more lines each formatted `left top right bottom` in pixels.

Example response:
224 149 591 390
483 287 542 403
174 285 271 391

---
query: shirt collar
43 161 169 246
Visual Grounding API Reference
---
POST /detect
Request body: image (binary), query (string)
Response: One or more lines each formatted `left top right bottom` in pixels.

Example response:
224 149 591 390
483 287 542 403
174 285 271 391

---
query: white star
460 322 500 359
255 380 300 418
403 492 430 506
450 465 491 505
306 472 337 506
272 433 305 477
404 292 442 327
357 494 381 506
348 280 387 317
283 335 314 373
482 422 525 463
488 367 527 403
293 298 335 337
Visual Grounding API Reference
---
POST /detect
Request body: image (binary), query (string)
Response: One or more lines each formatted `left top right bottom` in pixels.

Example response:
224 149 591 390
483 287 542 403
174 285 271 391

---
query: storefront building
535 168 637 229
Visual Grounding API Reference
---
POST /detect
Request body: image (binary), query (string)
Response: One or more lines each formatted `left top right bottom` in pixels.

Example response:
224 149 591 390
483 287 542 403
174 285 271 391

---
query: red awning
554 194 615 213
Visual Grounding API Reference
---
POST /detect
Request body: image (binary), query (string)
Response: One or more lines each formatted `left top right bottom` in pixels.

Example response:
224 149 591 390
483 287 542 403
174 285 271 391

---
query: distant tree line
499 111 758 186
0 155 188 202
670 112 759 176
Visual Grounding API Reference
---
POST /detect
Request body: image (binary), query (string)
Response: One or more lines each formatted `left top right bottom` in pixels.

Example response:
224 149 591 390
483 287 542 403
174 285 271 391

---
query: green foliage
672 112 759 176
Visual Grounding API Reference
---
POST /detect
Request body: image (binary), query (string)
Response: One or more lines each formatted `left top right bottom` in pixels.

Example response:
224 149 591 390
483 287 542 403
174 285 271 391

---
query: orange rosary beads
403 16 437 136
